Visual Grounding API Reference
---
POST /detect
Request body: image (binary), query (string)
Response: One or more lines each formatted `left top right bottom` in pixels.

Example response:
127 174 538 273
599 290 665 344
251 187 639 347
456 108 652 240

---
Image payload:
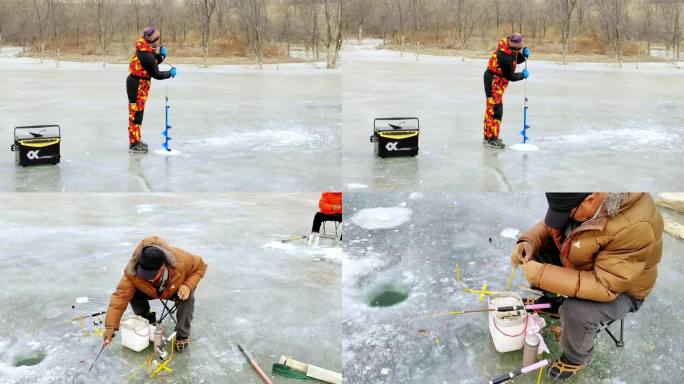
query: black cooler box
11 125 61 166
370 117 419 157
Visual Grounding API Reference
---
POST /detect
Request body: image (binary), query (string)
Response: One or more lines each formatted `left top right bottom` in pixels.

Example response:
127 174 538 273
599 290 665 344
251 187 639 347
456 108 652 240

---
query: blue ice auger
520 61 530 144
162 82 172 151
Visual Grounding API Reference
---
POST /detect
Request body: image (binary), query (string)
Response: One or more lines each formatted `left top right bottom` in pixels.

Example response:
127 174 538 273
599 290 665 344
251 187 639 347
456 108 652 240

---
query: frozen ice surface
342 192 684 383
342 40 684 191
0 51 340 192
350 207 412 229
0 194 341 383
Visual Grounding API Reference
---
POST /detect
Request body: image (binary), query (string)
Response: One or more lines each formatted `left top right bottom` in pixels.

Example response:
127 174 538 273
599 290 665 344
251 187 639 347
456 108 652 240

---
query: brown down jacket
104 236 207 332
519 193 663 302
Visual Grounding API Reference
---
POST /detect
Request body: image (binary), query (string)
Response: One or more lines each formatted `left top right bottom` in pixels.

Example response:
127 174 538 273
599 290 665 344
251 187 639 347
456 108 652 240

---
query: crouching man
512 193 662 380
103 236 207 352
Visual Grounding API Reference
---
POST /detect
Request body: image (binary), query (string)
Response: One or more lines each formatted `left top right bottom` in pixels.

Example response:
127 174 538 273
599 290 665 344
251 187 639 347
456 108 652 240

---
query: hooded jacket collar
125 236 178 278
497 37 514 55
135 38 155 53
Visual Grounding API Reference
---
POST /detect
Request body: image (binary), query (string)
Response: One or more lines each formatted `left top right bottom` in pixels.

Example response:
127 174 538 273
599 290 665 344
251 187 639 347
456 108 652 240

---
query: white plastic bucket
488 291 528 353
120 315 150 352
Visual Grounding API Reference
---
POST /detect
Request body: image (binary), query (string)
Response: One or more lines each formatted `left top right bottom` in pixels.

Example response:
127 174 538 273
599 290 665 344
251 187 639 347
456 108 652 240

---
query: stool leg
617 318 625 347
603 319 625 348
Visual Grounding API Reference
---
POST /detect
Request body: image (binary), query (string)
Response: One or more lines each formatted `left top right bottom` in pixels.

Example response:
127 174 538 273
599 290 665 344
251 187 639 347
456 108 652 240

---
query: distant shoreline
377 43 674 65
344 39 679 65
0 45 321 66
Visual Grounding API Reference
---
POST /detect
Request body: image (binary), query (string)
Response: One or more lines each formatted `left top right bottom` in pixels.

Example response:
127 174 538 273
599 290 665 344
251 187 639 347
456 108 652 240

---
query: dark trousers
483 70 506 139
126 74 150 145
129 289 195 339
534 240 642 364
311 212 342 233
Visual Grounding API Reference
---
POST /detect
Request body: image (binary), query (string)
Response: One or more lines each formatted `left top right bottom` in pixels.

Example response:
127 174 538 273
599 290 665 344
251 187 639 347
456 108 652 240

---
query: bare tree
663 0 682 64
47 0 62 67
32 0 46 63
93 0 122 67
597 0 629 67
322 0 341 68
455 0 483 61
282 0 292 56
394 0 406 55
195 0 217 67
492 0 501 30
234 0 267 68
555 0 578 64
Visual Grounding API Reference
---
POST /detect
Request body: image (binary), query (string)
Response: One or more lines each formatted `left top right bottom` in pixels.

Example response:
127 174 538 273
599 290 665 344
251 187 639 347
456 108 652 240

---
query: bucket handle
492 312 529 338
132 327 150 337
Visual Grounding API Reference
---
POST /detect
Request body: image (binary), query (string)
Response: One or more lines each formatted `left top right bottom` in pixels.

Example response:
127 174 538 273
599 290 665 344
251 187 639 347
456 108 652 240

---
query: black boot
129 141 149 153
141 311 157 325
483 137 505 149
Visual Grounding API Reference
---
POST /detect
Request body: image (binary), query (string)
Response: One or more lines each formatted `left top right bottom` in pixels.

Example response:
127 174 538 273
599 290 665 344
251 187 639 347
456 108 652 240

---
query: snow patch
346 183 369 190
136 205 154 214
153 148 181 156
409 192 423 200
500 228 520 240
350 207 412 230
75 297 90 304
510 143 539 151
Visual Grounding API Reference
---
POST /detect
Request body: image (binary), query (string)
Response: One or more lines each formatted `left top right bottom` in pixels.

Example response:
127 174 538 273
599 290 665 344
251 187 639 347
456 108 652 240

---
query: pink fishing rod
488 359 550 384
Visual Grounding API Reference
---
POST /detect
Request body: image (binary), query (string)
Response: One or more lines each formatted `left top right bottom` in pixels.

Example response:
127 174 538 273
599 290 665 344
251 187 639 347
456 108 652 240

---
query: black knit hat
137 246 165 280
544 193 592 229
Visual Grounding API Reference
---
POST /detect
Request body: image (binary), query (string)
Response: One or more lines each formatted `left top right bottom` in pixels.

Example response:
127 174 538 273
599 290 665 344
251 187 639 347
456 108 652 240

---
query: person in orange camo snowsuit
483 33 529 149
309 192 342 245
127 27 176 153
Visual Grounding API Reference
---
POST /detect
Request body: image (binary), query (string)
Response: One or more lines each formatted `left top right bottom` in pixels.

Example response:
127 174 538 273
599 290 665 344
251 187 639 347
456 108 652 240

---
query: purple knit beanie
143 27 160 43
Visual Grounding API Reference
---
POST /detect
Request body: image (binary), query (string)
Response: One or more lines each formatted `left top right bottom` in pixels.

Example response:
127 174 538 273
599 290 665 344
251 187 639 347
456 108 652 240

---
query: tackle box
370 117 419 157
11 125 61 166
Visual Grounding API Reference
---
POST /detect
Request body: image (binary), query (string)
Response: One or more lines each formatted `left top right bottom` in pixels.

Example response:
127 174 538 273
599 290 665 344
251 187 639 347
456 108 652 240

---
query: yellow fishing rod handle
18 138 60 147
377 131 419 140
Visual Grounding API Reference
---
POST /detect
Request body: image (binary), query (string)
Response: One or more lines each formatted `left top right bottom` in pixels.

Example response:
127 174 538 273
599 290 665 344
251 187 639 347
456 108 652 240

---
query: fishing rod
488 358 550 384
280 235 308 243
238 344 273 384
422 303 551 319
71 311 106 322
88 343 109 372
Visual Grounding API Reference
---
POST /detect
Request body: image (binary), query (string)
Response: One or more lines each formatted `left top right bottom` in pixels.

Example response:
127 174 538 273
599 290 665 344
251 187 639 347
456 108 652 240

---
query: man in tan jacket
512 193 662 380
103 236 207 352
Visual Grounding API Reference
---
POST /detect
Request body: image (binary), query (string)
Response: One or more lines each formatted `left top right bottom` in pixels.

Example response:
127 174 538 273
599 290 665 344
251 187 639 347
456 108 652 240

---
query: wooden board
663 217 684 241
655 193 684 213
280 356 342 384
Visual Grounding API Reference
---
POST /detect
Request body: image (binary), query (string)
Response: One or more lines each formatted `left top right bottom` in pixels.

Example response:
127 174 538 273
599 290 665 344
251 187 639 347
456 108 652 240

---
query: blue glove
170 67 177 78
522 69 529 79
523 47 530 58
160 47 167 58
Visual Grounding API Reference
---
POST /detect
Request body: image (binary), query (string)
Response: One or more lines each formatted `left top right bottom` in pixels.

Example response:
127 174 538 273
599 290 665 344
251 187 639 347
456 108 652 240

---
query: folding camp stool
158 299 178 326
320 220 342 242
597 317 625 348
